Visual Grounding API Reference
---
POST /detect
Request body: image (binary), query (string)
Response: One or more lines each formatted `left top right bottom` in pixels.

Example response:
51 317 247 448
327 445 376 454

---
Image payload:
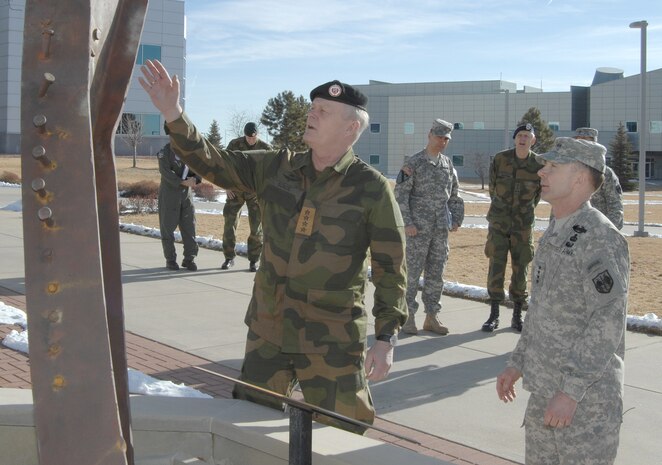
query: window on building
650 121 662 134
473 122 485 130
548 122 560 131
370 123 381 133
404 122 415 134
452 155 464 167
453 122 464 130
116 113 161 135
626 121 638 133
136 44 162 65
369 155 380 165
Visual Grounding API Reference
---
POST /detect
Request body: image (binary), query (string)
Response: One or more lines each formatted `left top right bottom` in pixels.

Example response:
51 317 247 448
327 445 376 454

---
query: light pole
630 20 648 237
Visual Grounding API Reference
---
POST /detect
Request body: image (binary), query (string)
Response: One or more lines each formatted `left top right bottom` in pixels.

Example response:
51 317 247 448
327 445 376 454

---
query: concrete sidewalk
1 184 661 464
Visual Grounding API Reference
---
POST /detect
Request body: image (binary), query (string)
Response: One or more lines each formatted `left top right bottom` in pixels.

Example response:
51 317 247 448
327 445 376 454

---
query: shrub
118 180 159 198
193 182 218 201
0 170 20 184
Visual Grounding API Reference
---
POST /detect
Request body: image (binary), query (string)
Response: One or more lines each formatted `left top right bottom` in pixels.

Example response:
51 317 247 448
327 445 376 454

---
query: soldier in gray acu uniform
575 127 624 230
497 137 629 465
140 60 407 434
395 119 464 335
157 143 201 271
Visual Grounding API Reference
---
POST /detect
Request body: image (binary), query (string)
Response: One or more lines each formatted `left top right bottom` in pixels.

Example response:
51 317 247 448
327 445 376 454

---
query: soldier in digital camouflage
496 137 629 465
394 119 464 335
139 60 407 433
482 123 544 333
574 127 624 230
222 122 273 272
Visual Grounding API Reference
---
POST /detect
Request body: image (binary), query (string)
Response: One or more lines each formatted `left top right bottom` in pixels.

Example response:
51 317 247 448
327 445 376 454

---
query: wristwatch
375 333 398 347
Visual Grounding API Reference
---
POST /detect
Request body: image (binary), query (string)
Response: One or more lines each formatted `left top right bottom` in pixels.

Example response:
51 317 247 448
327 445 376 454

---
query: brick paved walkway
0 286 519 465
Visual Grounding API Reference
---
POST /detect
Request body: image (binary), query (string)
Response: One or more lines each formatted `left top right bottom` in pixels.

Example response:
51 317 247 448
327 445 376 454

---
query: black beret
513 123 535 139
309 80 368 111
243 122 258 136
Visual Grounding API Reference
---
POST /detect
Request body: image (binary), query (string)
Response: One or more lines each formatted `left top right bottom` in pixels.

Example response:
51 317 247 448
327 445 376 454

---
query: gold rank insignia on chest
296 206 316 236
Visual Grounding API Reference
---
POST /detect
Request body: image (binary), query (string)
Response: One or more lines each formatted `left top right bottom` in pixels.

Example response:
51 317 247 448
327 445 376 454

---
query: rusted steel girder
20 1 147 464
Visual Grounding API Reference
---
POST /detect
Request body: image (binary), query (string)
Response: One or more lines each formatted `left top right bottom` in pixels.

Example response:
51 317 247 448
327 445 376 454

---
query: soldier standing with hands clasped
139 60 407 433
395 119 464 335
496 137 629 465
482 123 543 333
222 122 273 272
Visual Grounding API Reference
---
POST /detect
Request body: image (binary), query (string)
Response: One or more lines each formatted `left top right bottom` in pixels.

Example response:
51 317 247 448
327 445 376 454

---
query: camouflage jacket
226 136 272 152
590 166 624 230
486 148 543 232
167 113 407 353
157 143 200 204
394 150 464 231
508 202 629 403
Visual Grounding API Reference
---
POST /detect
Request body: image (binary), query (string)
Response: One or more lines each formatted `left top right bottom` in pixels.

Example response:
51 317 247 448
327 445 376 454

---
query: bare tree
119 114 143 167
228 109 263 140
472 152 489 190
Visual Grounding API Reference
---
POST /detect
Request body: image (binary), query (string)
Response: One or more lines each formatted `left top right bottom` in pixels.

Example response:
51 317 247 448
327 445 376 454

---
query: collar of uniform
332 148 357 175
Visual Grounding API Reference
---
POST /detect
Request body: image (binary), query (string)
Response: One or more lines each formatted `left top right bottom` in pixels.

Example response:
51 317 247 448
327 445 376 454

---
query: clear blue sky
181 0 661 142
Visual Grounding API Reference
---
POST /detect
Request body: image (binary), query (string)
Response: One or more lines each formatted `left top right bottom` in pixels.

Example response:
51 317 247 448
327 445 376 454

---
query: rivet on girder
46 282 59 294
41 248 53 262
38 73 55 98
48 343 62 358
52 375 66 391
38 206 54 227
41 28 55 59
47 309 63 323
92 28 102 41
31 178 47 197
33 114 47 134
32 145 51 166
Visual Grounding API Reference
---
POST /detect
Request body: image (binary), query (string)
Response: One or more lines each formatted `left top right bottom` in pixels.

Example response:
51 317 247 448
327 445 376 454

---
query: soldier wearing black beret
140 61 407 434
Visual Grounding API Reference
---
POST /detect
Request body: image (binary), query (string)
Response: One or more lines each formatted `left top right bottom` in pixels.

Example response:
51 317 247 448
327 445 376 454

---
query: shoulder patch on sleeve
592 270 614 294
396 169 409 184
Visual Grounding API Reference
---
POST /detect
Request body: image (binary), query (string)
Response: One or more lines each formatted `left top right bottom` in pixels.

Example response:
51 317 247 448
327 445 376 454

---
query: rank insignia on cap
329 84 342 97
592 270 614 294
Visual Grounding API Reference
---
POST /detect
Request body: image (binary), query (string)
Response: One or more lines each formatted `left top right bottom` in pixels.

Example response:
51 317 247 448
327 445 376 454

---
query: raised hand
138 59 183 123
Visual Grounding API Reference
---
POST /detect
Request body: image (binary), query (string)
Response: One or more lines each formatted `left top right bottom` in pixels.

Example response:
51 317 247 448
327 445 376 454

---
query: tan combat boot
423 313 449 335
401 314 418 335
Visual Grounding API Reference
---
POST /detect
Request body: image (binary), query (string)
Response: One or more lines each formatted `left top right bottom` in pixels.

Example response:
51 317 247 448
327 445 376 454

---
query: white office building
0 0 185 156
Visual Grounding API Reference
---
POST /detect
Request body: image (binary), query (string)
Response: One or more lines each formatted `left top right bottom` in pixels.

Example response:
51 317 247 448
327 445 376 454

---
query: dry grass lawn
2 154 661 317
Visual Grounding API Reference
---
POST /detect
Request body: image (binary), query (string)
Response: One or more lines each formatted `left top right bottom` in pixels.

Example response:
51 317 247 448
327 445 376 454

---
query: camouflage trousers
524 394 622 465
159 195 198 261
232 330 375 434
484 227 534 303
223 191 263 262
405 227 449 315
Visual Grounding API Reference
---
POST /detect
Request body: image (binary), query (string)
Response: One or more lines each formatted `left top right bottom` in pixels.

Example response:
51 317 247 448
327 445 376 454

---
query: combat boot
481 301 500 332
423 313 449 335
401 314 418 335
511 302 524 332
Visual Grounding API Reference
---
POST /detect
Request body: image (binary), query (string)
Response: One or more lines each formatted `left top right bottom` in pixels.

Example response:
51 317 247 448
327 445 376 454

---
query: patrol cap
310 80 368 111
539 137 606 173
244 122 258 136
575 127 598 141
431 119 453 139
513 123 535 139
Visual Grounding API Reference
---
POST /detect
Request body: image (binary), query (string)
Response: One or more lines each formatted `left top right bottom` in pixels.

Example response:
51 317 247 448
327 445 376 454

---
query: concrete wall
0 388 451 465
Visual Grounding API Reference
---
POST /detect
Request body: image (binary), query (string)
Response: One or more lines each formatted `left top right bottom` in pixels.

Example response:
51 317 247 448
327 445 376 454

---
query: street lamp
630 20 648 237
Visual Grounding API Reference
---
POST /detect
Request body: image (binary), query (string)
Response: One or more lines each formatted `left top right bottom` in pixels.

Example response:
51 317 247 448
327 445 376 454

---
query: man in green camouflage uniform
222 122 273 271
140 60 407 433
497 137 629 465
482 123 543 333
395 119 464 336
575 128 624 230
157 142 201 271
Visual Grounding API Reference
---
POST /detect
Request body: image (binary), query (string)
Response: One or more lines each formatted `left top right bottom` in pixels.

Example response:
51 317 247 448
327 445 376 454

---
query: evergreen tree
206 119 223 149
260 91 310 151
608 122 636 191
517 107 555 153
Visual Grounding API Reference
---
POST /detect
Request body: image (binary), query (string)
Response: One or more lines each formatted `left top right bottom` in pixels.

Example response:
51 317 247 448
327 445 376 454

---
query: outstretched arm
138 59 183 123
